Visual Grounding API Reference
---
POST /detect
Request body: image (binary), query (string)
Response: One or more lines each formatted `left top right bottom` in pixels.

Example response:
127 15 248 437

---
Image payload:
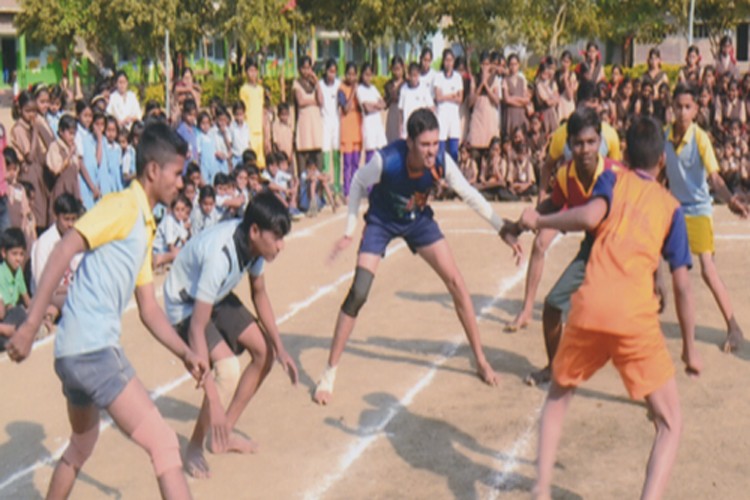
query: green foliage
143 83 166 105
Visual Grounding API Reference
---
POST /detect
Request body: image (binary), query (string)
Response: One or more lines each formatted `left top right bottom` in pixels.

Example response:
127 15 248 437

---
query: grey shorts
175 293 256 356
54 347 135 408
545 236 593 314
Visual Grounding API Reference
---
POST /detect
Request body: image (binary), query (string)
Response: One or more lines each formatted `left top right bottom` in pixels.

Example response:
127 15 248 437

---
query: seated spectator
4 148 36 254
458 142 478 185
214 172 244 218
263 152 301 217
478 137 514 201
298 156 336 216
0 228 32 350
506 126 538 199
153 194 192 270
190 185 221 235
30 193 83 324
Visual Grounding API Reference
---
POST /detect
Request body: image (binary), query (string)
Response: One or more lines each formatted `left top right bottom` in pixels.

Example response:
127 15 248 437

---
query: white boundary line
303 236 565 500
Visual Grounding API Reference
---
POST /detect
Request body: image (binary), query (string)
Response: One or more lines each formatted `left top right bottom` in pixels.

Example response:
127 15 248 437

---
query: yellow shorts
553 325 675 400
684 215 714 255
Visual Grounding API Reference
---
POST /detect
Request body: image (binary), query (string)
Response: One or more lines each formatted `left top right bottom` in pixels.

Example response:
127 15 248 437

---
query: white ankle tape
316 365 338 394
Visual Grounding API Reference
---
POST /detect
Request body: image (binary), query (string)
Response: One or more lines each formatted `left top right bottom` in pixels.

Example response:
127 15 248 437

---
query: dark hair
359 62 372 84
114 70 128 82
245 56 258 72
625 116 664 170
58 114 77 135
673 82 698 101
232 101 246 114
266 152 279 166
15 90 34 120
406 108 439 140
75 99 92 118
408 62 420 75
246 164 260 177
172 193 192 211
305 156 318 168
136 121 189 176
298 55 312 71
53 192 83 216
90 112 105 132
391 56 404 70
345 62 357 74
441 48 455 71
186 162 201 178
239 190 291 238
454 55 466 72
144 99 163 117
105 115 119 132
49 84 66 108
577 79 598 103
213 172 231 187
242 148 257 166
3 147 19 166
1 227 25 251
277 102 290 114
129 121 145 143
567 107 601 140
420 47 433 63
182 99 198 115
687 45 700 58
560 50 573 63
198 185 216 202
325 58 337 72
720 35 733 48
197 110 212 127
648 48 661 60
508 53 520 66
586 41 599 52
32 83 49 99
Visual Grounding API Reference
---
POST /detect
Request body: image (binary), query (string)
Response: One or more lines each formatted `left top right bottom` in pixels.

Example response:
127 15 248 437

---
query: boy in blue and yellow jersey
6 122 207 499
313 109 522 405
521 117 701 500
666 83 748 353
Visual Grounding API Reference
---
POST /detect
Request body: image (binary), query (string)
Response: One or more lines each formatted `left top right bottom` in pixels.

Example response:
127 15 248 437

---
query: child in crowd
75 100 100 210
47 85 65 136
191 185 221 235
197 111 220 185
101 116 124 195
0 228 32 350
478 137 513 201
299 157 336 216
177 99 199 169
229 101 250 168
263 152 301 217
3 148 35 253
213 172 244 218
153 194 192 270
527 113 548 182
272 102 295 173
46 115 81 219
458 142 478 185
212 106 232 174
507 126 537 199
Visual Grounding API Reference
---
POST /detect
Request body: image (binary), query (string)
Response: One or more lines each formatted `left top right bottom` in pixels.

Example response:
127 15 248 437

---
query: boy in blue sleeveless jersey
7 122 207 499
313 109 522 405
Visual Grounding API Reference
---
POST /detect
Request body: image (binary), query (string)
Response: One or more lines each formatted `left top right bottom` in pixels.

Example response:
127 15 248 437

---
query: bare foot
226 433 259 454
524 366 551 387
723 326 744 353
531 485 552 500
313 389 332 405
185 443 211 479
503 310 531 333
478 362 499 386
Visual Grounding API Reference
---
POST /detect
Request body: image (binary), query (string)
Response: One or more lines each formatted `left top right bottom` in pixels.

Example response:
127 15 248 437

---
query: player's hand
518 207 540 231
6 323 36 363
328 236 353 264
728 194 749 218
208 397 229 453
277 349 299 385
477 360 499 386
682 347 702 378
183 350 209 387
499 220 523 266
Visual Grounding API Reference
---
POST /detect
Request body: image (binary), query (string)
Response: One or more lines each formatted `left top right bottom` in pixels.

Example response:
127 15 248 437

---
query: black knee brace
341 267 375 317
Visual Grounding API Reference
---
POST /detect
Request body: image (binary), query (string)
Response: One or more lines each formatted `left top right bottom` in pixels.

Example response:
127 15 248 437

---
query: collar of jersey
129 180 156 232
569 155 604 197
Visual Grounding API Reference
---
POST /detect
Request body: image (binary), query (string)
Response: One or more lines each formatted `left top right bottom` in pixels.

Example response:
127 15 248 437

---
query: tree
693 0 750 58
15 0 93 59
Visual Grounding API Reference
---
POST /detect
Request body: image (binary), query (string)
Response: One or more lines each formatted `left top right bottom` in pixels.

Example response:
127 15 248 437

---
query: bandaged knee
130 406 181 476
62 425 99 469
341 267 374 317
213 357 241 408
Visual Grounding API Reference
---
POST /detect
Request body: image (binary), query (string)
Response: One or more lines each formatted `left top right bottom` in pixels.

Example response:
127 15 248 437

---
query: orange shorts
553 324 675 400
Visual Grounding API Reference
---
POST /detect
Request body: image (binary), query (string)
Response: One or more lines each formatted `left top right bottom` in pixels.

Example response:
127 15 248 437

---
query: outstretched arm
520 198 607 233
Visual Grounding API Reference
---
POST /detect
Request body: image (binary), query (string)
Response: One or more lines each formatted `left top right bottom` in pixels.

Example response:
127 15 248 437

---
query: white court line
303 235 565 500
0 240 409 494
715 234 750 240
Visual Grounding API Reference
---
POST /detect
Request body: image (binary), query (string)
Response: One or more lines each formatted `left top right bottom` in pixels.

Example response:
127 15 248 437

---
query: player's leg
505 228 558 332
47 404 100 500
314 251 382 405
533 381 575 500
108 378 190 500
697 252 744 352
416 238 498 385
641 378 682 500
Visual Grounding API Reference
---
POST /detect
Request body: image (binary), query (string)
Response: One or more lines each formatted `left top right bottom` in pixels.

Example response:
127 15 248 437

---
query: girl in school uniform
468 51 502 158
356 63 387 164
30 84 55 230
47 114 81 214
641 48 669 90
47 85 66 136
211 106 231 175
319 59 341 187
101 116 123 195
503 53 530 139
418 47 437 100
678 45 702 85
77 107 102 210
9 91 38 209
434 49 464 162
456 56 474 142
555 51 577 123
293 55 324 174
338 62 363 197
384 56 405 143
197 111 220 185
534 59 559 138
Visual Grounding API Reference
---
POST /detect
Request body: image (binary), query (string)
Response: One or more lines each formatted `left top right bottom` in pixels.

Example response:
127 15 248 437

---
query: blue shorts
54 347 135 408
359 211 444 256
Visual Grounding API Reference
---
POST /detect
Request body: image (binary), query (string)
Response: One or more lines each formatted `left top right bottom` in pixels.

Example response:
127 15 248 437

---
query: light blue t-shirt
664 124 717 217
163 220 264 324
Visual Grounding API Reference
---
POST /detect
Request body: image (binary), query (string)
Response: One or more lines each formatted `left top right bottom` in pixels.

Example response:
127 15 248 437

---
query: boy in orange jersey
519 117 702 500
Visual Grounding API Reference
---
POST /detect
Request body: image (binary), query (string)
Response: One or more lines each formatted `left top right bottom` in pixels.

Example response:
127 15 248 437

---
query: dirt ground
0 201 748 500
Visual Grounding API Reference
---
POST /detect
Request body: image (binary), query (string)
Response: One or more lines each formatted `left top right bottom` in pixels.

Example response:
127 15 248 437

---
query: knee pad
341 267 374 317
62 424 99 470
130 406 181 477
213 356 241 408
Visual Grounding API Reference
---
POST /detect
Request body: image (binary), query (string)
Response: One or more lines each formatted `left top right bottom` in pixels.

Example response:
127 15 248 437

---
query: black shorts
175 293 256 356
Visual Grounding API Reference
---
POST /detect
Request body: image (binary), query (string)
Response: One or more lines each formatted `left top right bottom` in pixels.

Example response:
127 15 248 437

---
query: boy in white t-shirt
262 152 301 217
398 63 435 139
229 101 250 168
